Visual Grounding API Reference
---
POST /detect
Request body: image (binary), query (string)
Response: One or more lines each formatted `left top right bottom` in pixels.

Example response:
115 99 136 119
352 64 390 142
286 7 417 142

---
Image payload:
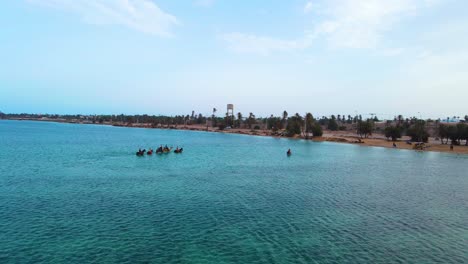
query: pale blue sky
1 0 467 119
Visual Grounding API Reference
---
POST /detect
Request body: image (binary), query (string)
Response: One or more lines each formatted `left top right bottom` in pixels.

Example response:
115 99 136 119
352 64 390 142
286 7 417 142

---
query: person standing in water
287 149 291 156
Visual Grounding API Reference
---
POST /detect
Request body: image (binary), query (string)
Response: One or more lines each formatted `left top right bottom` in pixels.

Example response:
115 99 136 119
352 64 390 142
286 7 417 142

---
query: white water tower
227 104 234 117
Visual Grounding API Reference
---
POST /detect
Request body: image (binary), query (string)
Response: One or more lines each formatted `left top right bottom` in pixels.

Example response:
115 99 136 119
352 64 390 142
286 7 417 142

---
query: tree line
384 119 468 144
438 123 468 145
3 112 468 143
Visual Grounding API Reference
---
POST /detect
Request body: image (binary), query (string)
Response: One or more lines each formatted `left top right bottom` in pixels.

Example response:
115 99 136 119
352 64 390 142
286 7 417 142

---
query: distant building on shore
442 117 461 123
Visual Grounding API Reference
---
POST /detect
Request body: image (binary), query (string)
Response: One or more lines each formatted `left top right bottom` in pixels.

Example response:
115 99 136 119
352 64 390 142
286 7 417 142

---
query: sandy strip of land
317 133 468 154
165 125 468 155
134 123 468 155
6 118 468 155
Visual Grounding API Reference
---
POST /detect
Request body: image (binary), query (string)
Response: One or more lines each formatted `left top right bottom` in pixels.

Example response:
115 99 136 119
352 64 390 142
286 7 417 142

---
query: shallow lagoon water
0 120 467 263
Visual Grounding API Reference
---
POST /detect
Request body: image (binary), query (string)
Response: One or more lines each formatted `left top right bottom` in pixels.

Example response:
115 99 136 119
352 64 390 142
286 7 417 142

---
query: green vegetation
311 123 323 137
236 112 243 128
285 114 303 137
438 124 449 144
406 120 429 143
384 126 402 141
439 123 468 145
283 113 321 138
282 111 288 129
224 113 233 128
3 113 205 127
4 112 468 146
247 113 256 129
457 124 468 145
304 113 315 138
357 119 374 138
212 108 217 127
327 115 339 131
267 115 282 131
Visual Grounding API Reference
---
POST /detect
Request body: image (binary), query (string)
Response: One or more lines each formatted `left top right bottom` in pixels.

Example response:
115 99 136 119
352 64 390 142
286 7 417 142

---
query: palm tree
248 112 255 129
212 108 217 127
267 114 274 130
305 113 314 139
282 110 288 129
397 115 403 126
237 112 243 128
225 112 230 127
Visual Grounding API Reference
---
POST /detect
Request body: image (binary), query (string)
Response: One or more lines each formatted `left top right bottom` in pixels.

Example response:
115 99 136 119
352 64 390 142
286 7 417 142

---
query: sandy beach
122 122 468 155
5 118 468 155
316 132 468 154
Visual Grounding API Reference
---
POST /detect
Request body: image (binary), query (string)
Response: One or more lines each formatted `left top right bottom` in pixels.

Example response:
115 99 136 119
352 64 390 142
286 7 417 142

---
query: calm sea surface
0 120 467 263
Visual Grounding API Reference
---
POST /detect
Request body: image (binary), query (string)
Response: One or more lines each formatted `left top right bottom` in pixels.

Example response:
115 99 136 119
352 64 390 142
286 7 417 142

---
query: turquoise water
0 120 467 263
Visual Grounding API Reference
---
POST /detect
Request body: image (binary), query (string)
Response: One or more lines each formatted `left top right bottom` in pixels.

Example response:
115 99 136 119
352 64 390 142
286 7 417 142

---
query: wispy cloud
221 32 313 55
27 0 179 37
304 1 313 13
312 0 436 49
223 0 439 54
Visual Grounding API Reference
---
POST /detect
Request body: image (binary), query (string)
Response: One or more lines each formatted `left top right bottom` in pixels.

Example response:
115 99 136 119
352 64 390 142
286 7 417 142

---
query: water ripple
0 120 467 263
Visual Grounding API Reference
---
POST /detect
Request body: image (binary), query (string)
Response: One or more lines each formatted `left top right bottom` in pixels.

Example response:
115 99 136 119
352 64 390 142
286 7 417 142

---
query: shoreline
3 118 468 155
